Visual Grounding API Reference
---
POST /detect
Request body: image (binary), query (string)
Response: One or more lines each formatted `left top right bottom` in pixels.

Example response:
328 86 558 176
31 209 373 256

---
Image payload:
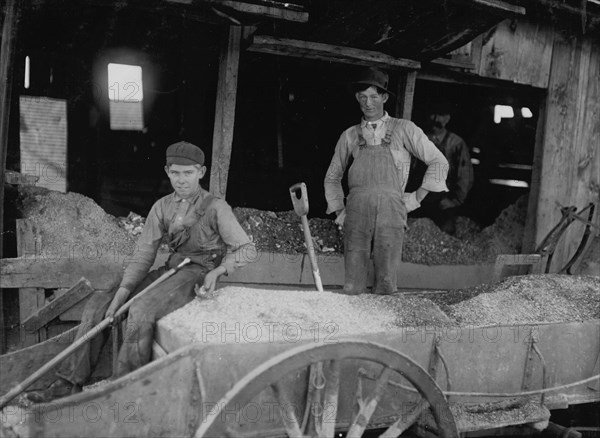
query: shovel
289 182 324 292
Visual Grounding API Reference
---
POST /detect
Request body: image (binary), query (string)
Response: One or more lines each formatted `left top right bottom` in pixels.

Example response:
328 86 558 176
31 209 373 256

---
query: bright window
494 105 514 124
107 63 144 131
521 107 533 118
24 56 30 89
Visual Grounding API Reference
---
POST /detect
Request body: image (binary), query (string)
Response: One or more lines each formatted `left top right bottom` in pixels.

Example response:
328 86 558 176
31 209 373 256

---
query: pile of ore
16 187 528 265
434 274 600 326
17 186 137 259
233 196 529 265
159 286 451 344
160 274 600 345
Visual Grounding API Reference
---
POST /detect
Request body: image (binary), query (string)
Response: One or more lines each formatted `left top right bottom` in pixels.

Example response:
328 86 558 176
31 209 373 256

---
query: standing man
324 67 449 295
421 102 474 235
30 141 256 402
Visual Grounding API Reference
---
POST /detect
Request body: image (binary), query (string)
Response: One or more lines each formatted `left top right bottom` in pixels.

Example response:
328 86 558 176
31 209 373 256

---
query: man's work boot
26 378 82 404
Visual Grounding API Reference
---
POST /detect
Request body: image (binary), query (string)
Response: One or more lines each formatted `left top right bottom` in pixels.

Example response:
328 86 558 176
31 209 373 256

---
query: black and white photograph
0 0 599 437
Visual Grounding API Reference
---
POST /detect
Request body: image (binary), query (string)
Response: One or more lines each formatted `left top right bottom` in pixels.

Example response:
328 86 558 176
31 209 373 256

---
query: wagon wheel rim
194 340 458 438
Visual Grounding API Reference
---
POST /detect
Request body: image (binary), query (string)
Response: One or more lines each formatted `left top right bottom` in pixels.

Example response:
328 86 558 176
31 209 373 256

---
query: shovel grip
289 182 309 216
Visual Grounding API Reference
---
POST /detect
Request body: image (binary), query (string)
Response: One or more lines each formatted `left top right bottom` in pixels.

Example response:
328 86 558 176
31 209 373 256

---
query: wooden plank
164 0 309 22
58 298 90 321
534 35 600 270
4 170 39 185
248 35 421 70
209 25 242 199
0 326 79 393
560 40 600 268
16 219 41 260
0 0 19 355
492 254 542 282
18 288 45 347
395 70 417 120
22 277 93 332
522 97 547 254
0 257 123 289
478 18 554 88
2 253 497 291
470 0 526 14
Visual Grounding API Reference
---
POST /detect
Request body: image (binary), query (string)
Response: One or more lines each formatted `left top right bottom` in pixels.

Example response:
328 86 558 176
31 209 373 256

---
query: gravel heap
232 196 529 265
17 187 528 265
159 286 451 344
160 274 599 345
18 186 137 259
445 274 600 326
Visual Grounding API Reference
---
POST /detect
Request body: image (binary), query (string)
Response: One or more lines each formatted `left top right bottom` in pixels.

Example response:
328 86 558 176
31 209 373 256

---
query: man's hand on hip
415 187 430 203
105 287 130 319
335 208 346 230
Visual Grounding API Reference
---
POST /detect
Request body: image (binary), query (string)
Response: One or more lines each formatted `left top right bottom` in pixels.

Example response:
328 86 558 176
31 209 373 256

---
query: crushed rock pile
443 274 600 326
160 274 599 345
159 286 452 344
17 187 527 265
18 186 137 259
233 196 528 265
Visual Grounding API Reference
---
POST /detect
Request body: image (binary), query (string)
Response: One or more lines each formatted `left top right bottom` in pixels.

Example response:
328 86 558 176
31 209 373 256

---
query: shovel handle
289 182 309 217
0 258 191 410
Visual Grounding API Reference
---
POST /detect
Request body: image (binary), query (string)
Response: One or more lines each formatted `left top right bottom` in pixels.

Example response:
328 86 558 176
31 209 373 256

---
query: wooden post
0 0 19 354
16 220 47 346
395 70 417 120
209 25 242 199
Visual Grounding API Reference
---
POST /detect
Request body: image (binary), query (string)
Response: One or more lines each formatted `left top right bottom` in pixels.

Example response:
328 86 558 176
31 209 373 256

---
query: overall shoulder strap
382 118 400 146
354 124 366 153
197 193 218 216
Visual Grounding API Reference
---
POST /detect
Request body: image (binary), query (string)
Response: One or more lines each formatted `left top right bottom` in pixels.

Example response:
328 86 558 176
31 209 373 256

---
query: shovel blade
289 182 309 216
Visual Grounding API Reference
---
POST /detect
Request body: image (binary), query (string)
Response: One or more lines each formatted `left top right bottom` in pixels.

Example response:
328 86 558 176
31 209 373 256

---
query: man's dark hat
166 141 205 166
352 67 394 96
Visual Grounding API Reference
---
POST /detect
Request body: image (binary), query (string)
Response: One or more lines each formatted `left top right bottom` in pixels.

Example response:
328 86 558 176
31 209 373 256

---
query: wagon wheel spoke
319 360 341 438
379 399 429 438
346 366 393 438
271 381 304 438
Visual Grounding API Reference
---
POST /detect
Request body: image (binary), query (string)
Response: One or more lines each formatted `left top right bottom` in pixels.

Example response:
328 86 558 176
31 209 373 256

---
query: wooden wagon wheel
195 341 458 438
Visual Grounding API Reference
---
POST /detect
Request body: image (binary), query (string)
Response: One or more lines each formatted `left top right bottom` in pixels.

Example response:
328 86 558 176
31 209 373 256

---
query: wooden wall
477 19 555 88
445 19 599 269
534 34 600 270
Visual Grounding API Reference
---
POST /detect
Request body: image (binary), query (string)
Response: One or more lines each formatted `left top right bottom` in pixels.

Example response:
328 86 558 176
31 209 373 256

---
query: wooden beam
1 257 123 289
165 0 308 22
22 278 94 332
248 35 421 70
0 0 19 355
209 25 242 199
469 0 526 15
395 70 417 120
4 170 39 185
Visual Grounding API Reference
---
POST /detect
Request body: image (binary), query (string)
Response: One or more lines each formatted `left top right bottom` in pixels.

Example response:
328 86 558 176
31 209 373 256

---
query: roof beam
469 0 526 15
164 0 308 22
247 35 421 70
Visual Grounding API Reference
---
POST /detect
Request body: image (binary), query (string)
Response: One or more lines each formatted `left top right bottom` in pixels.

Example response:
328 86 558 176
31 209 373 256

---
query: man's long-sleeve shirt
324 114 449 214
119 188 255 292
428 130 474 208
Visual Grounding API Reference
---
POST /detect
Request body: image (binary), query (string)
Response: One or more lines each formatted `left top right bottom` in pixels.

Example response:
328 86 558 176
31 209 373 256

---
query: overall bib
58 195 225 384
343 120 407 295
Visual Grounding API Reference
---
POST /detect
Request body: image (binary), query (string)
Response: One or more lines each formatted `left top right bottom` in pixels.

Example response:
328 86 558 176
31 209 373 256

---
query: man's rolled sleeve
215 202 257 275
119 202 164 291
402 121 449 193
324 131 352 214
